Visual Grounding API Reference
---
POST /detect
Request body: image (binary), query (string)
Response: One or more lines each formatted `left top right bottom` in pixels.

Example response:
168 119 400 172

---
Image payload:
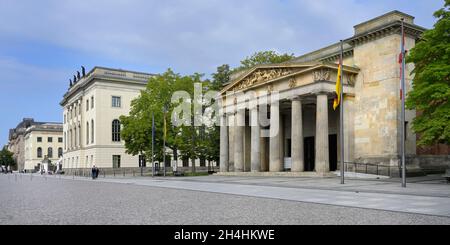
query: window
37 147 42 158
58 137 63 143
112 96 121 108
37 137 42 143
112 120 121 142
113 155 121 169
48 147 53 158
48 137 53 143
58 148 63 158
139 155 147 168
91 96 94 109
64 132 66 150
78 125 81 147
86 122 89 145
64 114 66 124
86 100 89 111
91 120 94 143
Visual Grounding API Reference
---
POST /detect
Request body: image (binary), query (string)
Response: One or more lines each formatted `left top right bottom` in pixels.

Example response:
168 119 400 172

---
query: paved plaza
1 174 450 225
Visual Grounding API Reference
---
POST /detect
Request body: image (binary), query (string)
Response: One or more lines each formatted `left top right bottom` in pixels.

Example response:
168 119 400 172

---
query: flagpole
163 106 167 177
340 40 345 185
152 112 155 177
401 19 407 188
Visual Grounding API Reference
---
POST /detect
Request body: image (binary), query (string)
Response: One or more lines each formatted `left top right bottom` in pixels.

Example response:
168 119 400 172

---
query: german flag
333 62 342 111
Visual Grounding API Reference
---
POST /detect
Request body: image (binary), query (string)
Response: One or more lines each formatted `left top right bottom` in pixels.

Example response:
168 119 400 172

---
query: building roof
61 66 155 106
9 119 63 140
228 10 426 84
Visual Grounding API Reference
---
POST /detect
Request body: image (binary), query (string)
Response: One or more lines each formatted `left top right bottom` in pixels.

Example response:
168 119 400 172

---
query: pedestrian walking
92 165 97 179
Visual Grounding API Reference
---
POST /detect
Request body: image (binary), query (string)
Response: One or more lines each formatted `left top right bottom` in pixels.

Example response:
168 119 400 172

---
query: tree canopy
235 51 295 72
120 69 220 171
0 146 15 168
406 0 450 146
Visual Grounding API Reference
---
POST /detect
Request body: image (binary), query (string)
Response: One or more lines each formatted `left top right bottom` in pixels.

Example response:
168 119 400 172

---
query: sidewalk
26 173 450 217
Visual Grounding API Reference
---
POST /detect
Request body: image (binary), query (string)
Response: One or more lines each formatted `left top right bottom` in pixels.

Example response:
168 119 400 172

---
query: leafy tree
211 64 231 89
0 146 15 169
121 69 211 172
406 0 450 146
236 51 295 71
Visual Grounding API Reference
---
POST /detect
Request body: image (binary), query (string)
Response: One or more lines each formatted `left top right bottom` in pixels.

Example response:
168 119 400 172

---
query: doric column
228 114 235 170
270 102 282 172
234 109 245 172
291 98 304 172
315 92 330 173
251 106 261 172
220 114 229 172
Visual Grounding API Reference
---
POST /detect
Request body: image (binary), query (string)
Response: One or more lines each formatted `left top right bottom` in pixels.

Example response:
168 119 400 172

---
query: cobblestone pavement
1 174 450 225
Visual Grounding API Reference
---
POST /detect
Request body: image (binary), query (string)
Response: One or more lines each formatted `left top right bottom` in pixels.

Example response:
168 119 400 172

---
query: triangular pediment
221 62 360 94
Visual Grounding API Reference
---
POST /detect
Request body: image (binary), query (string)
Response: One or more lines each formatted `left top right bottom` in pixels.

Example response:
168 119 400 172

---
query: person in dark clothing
92 165 97 179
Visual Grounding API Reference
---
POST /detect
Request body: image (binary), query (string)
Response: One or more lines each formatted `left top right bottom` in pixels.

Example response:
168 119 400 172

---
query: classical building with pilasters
219 11 450 177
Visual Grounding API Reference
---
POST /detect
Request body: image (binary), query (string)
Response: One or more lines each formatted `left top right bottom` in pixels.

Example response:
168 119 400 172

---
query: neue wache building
218 11 450 177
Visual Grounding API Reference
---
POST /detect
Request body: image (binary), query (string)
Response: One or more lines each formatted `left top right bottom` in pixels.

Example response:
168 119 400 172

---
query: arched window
91 120 94 143
37 147 42 158
86 122 89 145
48 147 53 158
58 147 63 158
112 119 121 142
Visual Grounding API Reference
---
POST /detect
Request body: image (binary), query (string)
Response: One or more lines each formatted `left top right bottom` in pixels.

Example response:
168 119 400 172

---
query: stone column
234 109 245 172
219 114 229 172
251 106 261 172
315 93 330 173
228 114 235 171
270 102 282 172
291 98 304 172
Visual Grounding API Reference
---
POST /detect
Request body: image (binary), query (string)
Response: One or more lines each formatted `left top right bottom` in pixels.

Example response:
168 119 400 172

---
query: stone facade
8 118 63 171
219 11 448 176
61 67 153 170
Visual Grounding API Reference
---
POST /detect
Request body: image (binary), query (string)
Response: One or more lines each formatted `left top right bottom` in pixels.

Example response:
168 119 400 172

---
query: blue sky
0 0 444 146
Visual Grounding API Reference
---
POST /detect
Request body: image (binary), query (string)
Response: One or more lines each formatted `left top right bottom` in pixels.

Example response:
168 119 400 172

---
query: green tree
406 0 450 146
0 146 15 169
121 69 210 172
211 64 231 89
236 50 295 71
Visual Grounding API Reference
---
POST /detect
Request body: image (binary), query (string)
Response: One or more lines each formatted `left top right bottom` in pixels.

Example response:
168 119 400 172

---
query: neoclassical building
219 11 449 176
60 67 153 171
8 118 63 171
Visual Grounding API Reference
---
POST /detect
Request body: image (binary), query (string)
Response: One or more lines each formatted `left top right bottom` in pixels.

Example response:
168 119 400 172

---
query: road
1 174 450 225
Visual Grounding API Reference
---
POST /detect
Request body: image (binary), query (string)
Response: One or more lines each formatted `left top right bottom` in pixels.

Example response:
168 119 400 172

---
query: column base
215 172 336 178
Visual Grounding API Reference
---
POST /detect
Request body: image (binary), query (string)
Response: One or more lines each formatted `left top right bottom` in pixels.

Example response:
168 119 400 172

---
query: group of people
1 166 12 174
91 165 99 179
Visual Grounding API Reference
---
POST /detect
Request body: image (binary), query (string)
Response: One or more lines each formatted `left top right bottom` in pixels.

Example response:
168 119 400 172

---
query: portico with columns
219 11 432 177
219 62 359 176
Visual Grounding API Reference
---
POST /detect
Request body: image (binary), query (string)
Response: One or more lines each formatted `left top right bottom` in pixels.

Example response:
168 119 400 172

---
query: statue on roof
81 66 86 77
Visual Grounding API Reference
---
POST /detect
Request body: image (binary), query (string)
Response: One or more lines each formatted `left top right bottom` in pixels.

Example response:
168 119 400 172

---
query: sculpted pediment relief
223 63 360 94
231 67 302 91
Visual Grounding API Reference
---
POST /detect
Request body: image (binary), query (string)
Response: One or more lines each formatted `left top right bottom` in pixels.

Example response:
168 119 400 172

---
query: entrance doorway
304 137 315 171
329 135 338 171
303 135 338 172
